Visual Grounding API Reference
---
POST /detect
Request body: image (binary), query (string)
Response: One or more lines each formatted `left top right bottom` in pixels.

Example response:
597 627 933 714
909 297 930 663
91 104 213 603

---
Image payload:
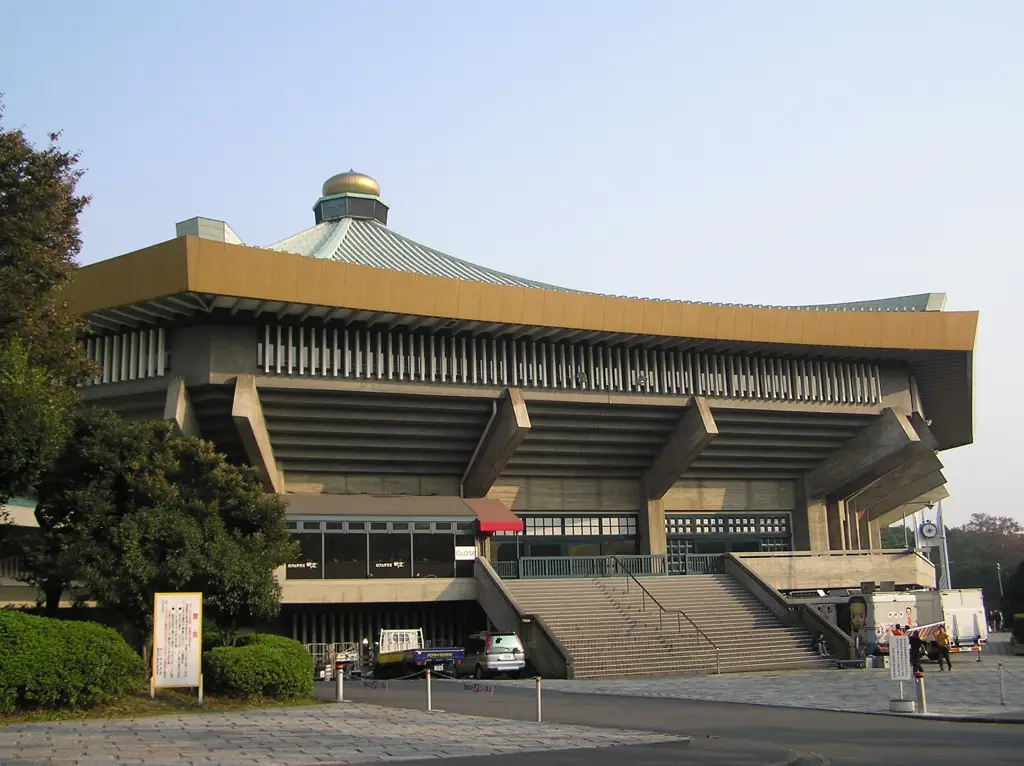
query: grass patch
0 689 325 724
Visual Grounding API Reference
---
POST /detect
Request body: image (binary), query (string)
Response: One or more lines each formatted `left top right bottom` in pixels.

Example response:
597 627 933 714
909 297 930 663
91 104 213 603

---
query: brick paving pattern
0 702 687 766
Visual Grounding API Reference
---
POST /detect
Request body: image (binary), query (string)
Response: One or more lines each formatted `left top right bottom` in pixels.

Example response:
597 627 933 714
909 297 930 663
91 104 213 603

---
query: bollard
999 663 1006 706
426 669 433 712
198 674 204 707
914 671 928 715
536 676 542 723
335 658 345 703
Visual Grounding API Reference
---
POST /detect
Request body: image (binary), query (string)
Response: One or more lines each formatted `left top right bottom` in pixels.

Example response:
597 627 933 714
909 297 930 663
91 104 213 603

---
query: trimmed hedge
0 610 144 713
203 633 313 700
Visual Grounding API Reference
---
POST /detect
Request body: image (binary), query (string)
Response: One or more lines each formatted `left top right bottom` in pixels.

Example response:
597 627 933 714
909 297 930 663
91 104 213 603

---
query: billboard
152 592 203 689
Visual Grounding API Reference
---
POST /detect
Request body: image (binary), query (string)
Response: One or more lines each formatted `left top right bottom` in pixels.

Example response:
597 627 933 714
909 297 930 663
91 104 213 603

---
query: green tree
880 525 910 549
27 409 297 657
0 98 92 385
0 98 93 506
0 337 75 506
943 514 1024 610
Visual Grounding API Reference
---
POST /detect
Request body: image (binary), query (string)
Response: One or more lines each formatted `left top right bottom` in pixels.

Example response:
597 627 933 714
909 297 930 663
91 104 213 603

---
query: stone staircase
504 574 831 679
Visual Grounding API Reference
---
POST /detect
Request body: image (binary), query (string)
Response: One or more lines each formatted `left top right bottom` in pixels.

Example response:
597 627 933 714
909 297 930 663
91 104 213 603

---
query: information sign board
889 634 913 682
152 592 203 689
455 545 477 561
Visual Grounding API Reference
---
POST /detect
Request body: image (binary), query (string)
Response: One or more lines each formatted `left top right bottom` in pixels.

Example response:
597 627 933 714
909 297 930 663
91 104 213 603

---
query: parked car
459 631 526 679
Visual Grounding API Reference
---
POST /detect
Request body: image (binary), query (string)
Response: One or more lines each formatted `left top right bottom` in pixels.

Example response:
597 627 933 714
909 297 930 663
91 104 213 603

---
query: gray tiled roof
266 219 944 313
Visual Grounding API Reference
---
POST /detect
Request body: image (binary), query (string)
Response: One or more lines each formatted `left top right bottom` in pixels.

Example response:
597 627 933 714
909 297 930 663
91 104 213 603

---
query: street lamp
997 562 1005 598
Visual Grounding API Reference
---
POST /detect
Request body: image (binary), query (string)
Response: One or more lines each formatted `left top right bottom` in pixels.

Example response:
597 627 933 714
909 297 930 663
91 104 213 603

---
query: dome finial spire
322 171 381 198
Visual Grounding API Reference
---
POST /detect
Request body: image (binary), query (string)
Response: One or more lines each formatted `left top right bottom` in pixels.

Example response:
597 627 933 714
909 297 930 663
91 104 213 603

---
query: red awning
463 499 523 533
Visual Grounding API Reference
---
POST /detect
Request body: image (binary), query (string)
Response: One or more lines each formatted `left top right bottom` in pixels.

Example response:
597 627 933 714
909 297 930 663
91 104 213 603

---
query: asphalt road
316 679 1024 765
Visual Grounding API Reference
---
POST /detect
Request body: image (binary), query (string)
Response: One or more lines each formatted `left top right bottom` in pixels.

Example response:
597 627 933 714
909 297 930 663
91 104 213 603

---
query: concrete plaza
0 702 687 766
503 647 1024 720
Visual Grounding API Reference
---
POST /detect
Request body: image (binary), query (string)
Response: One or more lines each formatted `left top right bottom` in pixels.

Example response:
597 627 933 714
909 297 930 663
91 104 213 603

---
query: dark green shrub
0 610 144 713
1013 614 1024 644
204 633 312 700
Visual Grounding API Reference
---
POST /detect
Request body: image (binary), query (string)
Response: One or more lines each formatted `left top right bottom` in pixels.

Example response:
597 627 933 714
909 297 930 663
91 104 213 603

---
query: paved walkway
504 653 1024 719
0 702 688 766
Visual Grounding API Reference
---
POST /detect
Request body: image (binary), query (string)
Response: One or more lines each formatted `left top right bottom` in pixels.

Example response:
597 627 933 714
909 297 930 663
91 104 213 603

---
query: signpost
889 633 914 712
152 592 203 704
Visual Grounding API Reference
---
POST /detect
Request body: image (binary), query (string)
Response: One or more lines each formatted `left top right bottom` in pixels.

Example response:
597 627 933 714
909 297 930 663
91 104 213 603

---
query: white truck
913 588 988 659
788 587 988 658
371 629 465 678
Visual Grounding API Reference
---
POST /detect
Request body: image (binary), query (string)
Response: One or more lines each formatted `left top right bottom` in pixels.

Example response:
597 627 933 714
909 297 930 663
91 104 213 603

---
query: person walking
909 631 925 674
935 624 953 671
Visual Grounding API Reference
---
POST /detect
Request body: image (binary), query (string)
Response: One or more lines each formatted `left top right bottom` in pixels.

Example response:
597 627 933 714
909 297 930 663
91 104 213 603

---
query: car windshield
490 634 523 650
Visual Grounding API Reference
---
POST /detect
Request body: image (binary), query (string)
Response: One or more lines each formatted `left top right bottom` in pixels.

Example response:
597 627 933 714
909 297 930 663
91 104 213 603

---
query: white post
937 500 952 590
915 673 928 714
426 669 433 712
899 681 904 700
150 676 155 700
536 676 542 723
198 675 204 706
1000 663 1006 706
336 659 345 702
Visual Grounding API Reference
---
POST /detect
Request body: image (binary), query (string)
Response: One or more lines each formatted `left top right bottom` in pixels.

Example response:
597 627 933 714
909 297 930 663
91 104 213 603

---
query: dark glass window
414 522 431 531
435 522 452 531
368 533 411 578
349 522 366 530
324 533 368 579
454 533 475 577
325 522 345 530
286 533 323 579
370 522 388 531
413 534 455 578
392 522 409 531
602 539 637 556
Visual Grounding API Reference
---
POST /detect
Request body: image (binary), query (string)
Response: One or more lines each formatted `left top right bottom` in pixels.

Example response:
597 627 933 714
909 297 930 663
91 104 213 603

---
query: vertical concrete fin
462 388 531 499
231 375 284 494
162 377 201 437
804 408 922 499
642 397 718 501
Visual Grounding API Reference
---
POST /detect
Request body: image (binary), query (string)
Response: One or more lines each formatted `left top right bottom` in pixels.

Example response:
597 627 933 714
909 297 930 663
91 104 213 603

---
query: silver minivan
461 631 527 679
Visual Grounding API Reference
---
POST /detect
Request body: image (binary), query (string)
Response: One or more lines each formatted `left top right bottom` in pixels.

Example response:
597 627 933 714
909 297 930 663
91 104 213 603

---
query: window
368 533 411 578
413 534 455 578
602 516 637 536
286 533 323 579
324 533 367 578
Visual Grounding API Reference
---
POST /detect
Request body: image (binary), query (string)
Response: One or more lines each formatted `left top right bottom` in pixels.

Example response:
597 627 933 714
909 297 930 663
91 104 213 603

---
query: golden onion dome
322 170 381 198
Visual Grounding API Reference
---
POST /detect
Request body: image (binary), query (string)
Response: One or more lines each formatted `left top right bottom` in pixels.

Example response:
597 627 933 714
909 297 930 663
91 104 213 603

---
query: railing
0 556 24 580
493 560 520 579
519 555 669 579
668 553 727 575
609 556 721 674
496 554 726 579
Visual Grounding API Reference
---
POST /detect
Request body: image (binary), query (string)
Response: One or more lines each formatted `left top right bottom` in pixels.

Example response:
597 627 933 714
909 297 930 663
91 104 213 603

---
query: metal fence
494 554 724 580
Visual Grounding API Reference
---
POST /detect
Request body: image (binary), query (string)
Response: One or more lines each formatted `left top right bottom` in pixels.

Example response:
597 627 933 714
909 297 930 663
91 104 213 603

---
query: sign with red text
153 592 203 688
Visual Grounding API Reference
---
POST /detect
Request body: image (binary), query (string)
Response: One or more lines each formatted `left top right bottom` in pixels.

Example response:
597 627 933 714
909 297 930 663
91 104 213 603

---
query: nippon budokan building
1 171 977 677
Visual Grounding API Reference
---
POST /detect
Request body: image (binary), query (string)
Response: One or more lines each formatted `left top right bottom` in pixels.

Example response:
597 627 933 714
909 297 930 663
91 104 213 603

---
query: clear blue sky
2 1 1020 525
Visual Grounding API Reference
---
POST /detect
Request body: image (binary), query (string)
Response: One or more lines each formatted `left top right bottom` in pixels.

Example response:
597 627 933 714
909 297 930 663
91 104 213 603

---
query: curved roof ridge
262 219 945 314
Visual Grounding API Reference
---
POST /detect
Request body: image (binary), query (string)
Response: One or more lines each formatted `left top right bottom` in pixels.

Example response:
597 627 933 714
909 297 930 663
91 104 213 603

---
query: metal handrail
608 555 721 674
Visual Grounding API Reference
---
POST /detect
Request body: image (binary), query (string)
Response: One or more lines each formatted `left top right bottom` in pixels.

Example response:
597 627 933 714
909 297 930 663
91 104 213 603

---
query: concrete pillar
857 510 870 551
462 388 531 498
868 519 883 550
792 481 830 552
826 498 846 551
642 398 718 500
639 497 667 556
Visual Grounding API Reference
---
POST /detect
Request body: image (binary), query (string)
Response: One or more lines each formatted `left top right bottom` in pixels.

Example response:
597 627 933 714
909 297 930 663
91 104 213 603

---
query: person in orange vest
935 624 953 671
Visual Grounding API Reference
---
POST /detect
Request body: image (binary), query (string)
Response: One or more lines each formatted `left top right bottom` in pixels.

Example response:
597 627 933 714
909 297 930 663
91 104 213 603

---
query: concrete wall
278 573 476 604
487 477 640 511
663 479 796 512
286 475 460 496
171 325 258 385
734 550 936 591
879 368 914 413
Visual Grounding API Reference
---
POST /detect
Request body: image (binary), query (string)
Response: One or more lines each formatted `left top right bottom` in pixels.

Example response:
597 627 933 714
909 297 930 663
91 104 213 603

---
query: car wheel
474 665 484 680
